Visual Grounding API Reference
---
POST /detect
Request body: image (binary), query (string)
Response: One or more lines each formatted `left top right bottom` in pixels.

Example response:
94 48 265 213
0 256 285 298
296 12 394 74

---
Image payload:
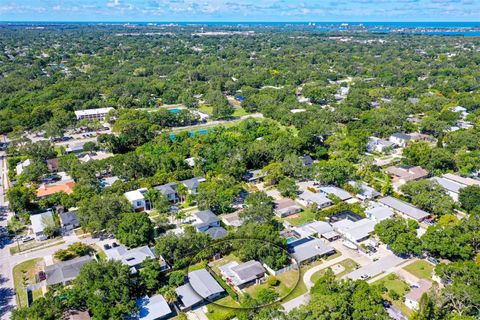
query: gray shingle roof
290 238 335 263
181 177 205 190
154 182 177 196
175 283 203 309
193 210 219 229
379 196 430 221
45 255 93 286
105 245 155 267
230 260 266 284
59 211 79 227
205 226 227 239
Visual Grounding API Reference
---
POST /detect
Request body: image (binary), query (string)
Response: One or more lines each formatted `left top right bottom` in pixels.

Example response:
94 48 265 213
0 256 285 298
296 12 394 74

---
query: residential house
180 177 205 194
389 133 412 147
332 218 377 244
319 186 352 201
100 176 120 188
289 237 335 264
348 181 380 201
221 212 244 227
366 137 395 153
124 188 148 211
405 279 433 310
386 165 429 191
46 158 59 172
273 198 302 218
298 190 332 209
36 181 75 199
79 151 113 163
176 269 224 310
66 142 86 154
191 210 221 232
135 294 173 320
65 310 91 320
45 255 94 286
74 107 113 121
59 209 80 233
205 227 228 239
104 245 166 272
154 182 178 202
365 204 395 222
16 159 31 176
432 173 480 202
301 155 314 166
450 106 468 119
243 169 265 183
219 260 266 291
379 196 430 222
30 211 55 240
293 221 340 242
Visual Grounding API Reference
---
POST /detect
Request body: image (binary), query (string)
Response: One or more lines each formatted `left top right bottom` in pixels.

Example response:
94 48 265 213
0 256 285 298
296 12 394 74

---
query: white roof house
332 218 377 243
298 191 332 209
16 159 31 176
219 260 266 289
176 269 224 309
124 188 148 211
366 204 395 222
348 181 381 201
293 221 334 238
30 211 54 239
135 294 172 320
319 186 352 201
105 245 156 270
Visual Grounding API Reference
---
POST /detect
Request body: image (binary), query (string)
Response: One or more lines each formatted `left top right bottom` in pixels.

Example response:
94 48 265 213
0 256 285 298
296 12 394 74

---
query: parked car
22 236 34 243
103 244 111 250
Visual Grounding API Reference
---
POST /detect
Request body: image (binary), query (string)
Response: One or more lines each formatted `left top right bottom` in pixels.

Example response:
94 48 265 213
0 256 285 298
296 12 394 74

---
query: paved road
0 151 15 319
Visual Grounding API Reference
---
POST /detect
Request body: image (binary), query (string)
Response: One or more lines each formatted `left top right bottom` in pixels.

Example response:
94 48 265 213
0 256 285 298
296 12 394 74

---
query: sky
0 0 479 22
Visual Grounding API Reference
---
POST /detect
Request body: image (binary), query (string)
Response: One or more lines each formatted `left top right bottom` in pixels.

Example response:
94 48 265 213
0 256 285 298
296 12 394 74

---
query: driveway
344 255 406 281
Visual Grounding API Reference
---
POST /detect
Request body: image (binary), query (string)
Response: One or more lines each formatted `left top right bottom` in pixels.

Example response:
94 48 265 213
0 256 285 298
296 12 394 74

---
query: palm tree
144 188 159 211
176 183 188 203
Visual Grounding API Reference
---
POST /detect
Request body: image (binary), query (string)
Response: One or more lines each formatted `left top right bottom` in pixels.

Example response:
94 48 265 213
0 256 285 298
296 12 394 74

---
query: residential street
0 151 15 319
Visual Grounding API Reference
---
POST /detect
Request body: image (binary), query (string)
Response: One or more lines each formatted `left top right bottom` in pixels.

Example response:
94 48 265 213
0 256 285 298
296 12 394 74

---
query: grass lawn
206 296 240 320
91 244 107 261
403 260 434 280
373 273 412 317
208 254 239 275
198 104 213 115
284 208 317 226
310 258 358 283
232 107 248 117
13 258 44 308
189 260 208 272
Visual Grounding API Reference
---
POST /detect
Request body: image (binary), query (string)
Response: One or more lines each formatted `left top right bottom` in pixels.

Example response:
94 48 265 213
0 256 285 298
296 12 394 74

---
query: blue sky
0 0 479 22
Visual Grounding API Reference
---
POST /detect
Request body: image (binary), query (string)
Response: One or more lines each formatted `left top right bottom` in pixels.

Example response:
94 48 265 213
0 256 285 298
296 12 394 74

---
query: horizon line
1 20 479 23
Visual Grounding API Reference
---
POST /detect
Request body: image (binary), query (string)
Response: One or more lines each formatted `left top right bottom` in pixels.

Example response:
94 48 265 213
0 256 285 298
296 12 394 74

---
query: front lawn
310 258 358 283
13 258 44 308
403 260 434 280
373 273 412 317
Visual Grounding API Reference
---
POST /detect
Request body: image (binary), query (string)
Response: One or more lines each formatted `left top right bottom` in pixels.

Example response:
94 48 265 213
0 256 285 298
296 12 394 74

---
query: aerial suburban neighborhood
0 13 480 320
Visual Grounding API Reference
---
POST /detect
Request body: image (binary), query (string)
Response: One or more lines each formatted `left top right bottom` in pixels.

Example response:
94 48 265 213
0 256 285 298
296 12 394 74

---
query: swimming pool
169 108 181 113
287 236 298 244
